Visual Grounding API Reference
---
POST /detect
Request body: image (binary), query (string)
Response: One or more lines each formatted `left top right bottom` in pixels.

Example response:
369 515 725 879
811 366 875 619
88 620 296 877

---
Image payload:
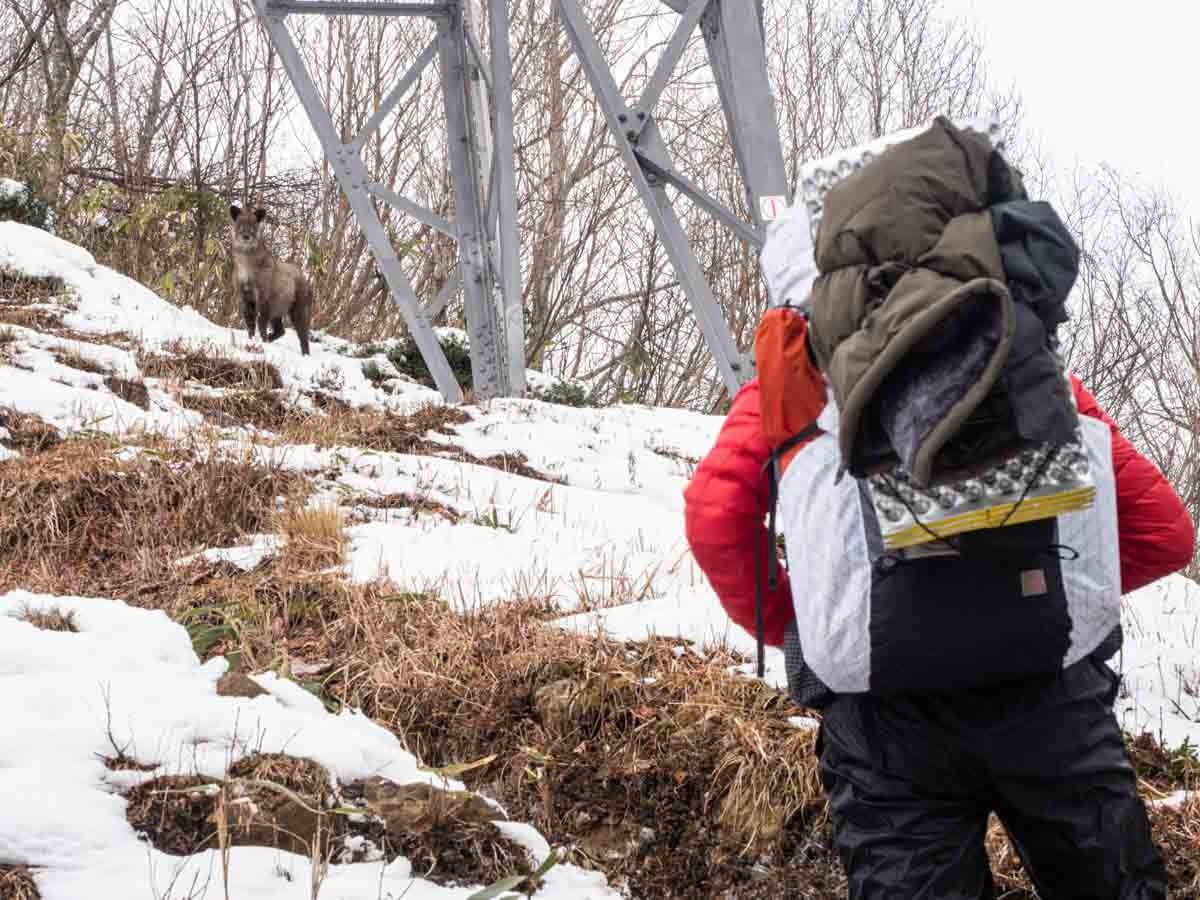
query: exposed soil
126 755 534 889
126 775 219 855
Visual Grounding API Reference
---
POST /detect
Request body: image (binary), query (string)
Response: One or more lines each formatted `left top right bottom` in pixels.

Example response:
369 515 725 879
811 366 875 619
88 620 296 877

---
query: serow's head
230 205 267 252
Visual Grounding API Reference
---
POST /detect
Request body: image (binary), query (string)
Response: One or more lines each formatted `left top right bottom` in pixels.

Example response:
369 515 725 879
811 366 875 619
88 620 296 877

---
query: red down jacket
684 376 1196 648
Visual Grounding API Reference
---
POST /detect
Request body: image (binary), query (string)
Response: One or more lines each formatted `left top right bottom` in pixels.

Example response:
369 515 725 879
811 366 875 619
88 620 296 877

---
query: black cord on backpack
875 474 964 554
996 446 1060 529
754 422 822 679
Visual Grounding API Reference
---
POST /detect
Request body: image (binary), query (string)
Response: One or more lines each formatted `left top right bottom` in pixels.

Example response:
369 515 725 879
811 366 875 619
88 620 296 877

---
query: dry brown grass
0 436 306 597
101 751 158 772
351 491 461 524
277 504 345 569
1156 797 1200 898
0 267 63 304
52 349 105 375
0 329 14 367
308 593 826 897
140 344 282 391
170 567 361 671
103 375 150 410
0 408 60 454
175 395 559 483
277 403 559 484
181 389 296 432
0 866 40 900
0 306 62 331
272 402 469 455
1131 732 1200 795
17 605 77 632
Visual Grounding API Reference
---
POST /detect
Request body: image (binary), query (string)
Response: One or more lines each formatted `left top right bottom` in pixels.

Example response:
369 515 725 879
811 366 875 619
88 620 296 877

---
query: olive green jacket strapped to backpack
805 116 1075 486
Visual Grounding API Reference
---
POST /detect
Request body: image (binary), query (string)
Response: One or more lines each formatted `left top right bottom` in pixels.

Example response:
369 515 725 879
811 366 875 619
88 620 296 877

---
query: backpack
751 122 1118 700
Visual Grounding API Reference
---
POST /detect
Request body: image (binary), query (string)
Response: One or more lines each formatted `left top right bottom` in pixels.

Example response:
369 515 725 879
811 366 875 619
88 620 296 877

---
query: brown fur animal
229 205 313 355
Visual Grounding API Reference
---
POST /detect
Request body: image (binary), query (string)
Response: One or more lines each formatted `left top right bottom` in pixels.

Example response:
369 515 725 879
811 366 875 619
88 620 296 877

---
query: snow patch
1114 574 1200 749
174 534 282 572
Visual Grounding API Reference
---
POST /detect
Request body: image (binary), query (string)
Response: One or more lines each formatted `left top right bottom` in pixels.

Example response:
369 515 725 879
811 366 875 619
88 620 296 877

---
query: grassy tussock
127 754 532 888
1157 797 1200 898
177 394 559 484
277 504 345 569
272 402 469 455
273 402 555 483
350 491 461 524
171 567 360 671
180 389 296 432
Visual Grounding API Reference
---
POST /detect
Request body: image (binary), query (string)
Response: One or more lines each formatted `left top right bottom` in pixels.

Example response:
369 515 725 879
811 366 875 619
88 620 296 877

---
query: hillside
2 220 1200 898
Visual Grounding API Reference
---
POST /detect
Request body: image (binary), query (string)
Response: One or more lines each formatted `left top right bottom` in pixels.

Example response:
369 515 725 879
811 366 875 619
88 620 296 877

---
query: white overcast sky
941 0 1197 212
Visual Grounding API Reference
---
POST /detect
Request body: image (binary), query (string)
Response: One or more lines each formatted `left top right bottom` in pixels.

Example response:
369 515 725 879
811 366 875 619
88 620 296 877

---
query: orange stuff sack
755 307 828 471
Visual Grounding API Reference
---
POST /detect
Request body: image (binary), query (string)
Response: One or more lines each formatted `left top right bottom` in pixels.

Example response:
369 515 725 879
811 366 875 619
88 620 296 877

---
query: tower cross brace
256 0 791 400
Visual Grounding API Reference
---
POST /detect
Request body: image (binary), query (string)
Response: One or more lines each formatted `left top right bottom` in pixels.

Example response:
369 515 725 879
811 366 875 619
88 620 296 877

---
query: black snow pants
816 656 1167 899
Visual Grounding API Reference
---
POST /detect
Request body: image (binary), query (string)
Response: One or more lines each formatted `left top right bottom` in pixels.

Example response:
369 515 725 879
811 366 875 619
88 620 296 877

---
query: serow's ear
230 204 242 221
254 208 267 224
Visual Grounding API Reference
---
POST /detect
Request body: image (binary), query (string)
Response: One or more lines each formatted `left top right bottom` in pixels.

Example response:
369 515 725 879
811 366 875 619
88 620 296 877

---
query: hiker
685 121 1196 898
